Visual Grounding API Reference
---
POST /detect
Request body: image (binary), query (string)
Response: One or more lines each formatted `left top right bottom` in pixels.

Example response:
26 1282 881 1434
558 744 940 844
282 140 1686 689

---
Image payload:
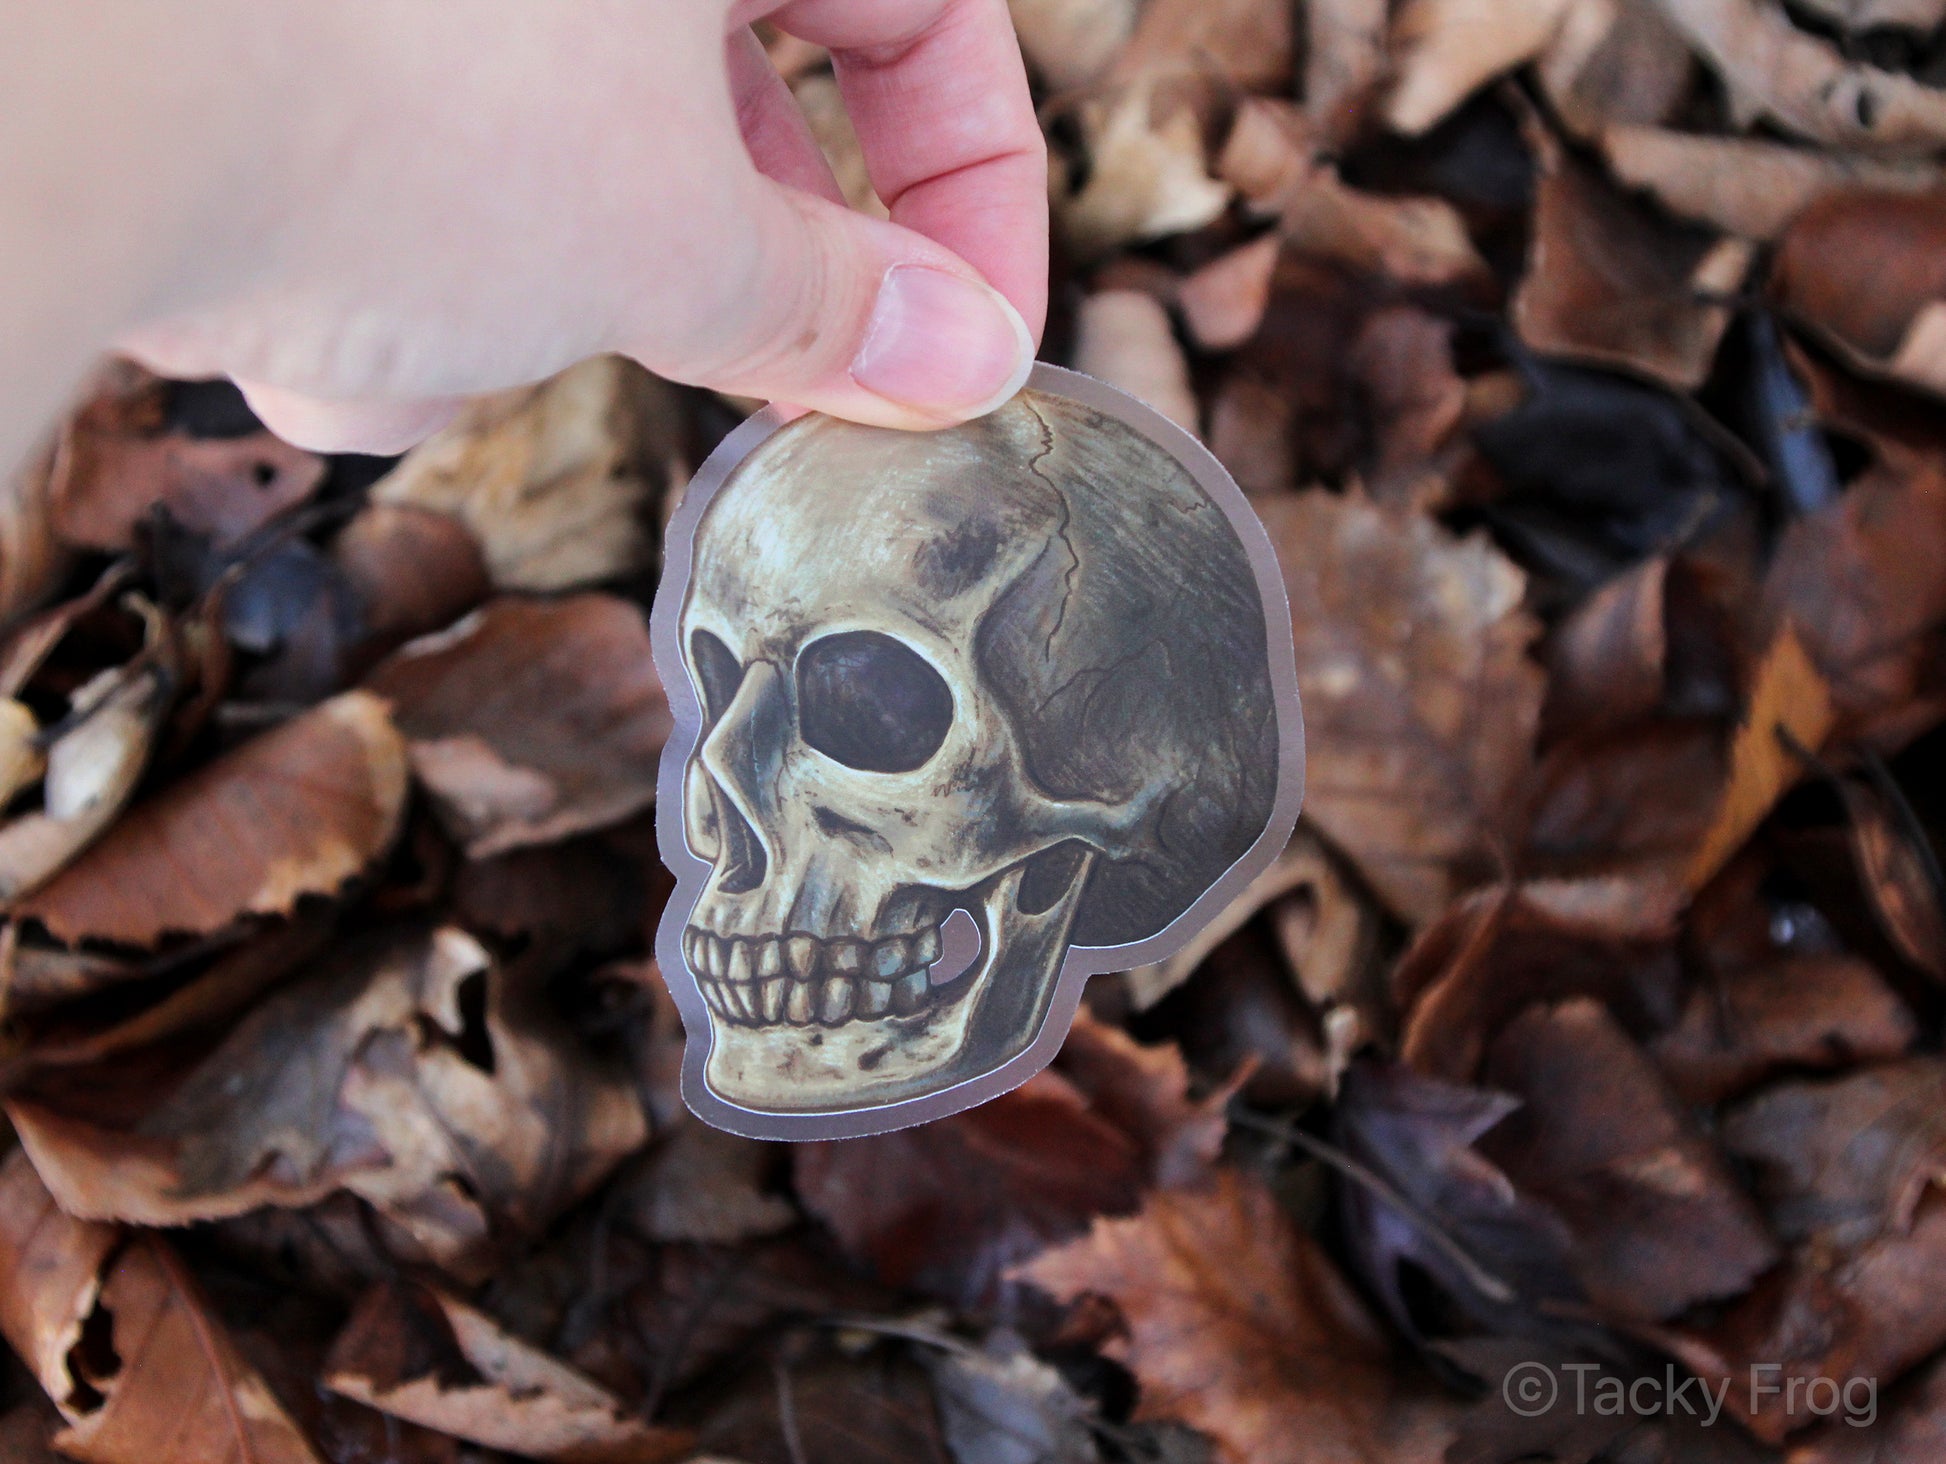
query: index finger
758 0 1049 340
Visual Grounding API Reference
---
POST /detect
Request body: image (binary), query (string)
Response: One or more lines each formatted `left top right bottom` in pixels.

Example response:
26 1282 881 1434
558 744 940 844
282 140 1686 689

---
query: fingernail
850 265 1035 419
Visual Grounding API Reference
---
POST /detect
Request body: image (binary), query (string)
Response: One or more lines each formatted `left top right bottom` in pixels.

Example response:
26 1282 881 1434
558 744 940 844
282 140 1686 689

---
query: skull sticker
653 365 1303 1138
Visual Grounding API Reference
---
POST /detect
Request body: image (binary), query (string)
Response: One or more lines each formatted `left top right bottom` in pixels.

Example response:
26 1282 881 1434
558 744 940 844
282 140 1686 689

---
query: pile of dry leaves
3 0 1946 1459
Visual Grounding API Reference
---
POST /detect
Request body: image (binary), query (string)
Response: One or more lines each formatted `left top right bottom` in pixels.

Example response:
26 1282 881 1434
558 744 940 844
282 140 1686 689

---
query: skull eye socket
690 630 743 721
796 631 953 774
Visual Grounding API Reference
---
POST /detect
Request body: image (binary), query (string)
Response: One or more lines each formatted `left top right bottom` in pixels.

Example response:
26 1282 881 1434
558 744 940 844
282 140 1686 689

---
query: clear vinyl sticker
651 364 1304 1140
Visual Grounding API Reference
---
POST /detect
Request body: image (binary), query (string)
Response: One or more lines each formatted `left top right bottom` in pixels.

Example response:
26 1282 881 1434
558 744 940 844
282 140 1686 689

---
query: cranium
669 384 1286 1121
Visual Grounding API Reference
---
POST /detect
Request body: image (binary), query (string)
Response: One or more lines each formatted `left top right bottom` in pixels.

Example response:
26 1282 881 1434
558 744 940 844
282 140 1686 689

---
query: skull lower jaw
698 861 1091 1115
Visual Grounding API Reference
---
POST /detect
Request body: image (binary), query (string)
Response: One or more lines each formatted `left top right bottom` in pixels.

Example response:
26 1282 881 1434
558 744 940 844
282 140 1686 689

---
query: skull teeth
686 924 948 1029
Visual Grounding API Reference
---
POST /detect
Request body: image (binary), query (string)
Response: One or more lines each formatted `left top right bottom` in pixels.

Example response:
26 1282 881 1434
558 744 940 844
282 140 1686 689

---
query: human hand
108 0 1045 453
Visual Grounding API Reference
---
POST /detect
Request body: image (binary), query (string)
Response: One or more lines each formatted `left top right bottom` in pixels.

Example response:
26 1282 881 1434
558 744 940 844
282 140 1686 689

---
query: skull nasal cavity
797 631 954 774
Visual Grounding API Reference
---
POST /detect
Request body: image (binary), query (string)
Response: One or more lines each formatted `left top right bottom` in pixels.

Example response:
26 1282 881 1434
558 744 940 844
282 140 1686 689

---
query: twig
774 1354 810 1464
1227 1105 1517 1305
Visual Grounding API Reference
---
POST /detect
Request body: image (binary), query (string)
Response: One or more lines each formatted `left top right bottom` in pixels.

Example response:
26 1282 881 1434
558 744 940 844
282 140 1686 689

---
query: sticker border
651 363 1305 1140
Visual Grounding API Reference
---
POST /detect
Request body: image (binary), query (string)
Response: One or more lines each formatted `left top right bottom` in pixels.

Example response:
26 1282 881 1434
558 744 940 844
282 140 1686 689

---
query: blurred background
3 1 1946 1461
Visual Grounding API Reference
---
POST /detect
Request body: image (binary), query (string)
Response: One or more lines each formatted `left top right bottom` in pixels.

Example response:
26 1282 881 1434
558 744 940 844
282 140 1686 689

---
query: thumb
648 181 1036 430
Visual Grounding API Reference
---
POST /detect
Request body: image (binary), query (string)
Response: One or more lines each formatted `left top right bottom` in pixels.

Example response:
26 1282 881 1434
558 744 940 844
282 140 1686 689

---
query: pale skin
0 0 1047 476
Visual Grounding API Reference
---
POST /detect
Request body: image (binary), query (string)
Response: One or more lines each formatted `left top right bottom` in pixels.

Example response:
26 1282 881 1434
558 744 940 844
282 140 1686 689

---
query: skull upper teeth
686 924 946 1028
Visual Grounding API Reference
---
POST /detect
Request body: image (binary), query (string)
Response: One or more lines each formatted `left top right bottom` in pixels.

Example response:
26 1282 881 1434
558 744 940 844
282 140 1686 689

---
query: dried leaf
1348 305 1468 508
1536 0 1695 138
1178 235 1280 352
1776 189 1946 397
10 925 646 1279
1480 998 1779 1321
366 595 668 858
1055 84 1232 258
622 1120 796 1244
1543 557 1669 738
1397 888 1682 1081
1336 1061 1583 1343
0 441 73 627
1840 776 1946 978
325 1282 691 1463
1762 460 1946 746
1016 1170 1459 1464
1261 489 1544 925
1215 97 1315 212
1108 0 1294 93
372 356 667 592
1126 827 1368 1010
1306 0 1386 145
0 660 169 905
332 503 490 660
1385 0 1574 135
925 1331 1099 1464
1687 623 1836 889
1651 954 1917 1105
1281 167 1492 289
1071 290 1200 432
795 1071 1146 1305
0 1151 322 1464
1603 127 1943 241
1515 132 1751 390
1008 0 1138 91
1650 0 1946 154
17 689 407 945
47 362 324 552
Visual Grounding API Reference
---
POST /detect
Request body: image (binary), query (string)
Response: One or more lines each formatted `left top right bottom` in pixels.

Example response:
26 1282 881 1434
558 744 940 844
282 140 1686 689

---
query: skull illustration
674 388 1282 1115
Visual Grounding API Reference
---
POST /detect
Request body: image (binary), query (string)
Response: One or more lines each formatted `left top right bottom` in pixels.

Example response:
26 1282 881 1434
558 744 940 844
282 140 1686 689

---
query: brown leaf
324 1282 691 1463
1776 189 1946 398
1262 489 1544 925
1397 887 1681 1081
1305 0 1387 146
1787 1349 1946 1463
1543 556 1670 738
1662 1188 1946 1442
1072 289 1200 432
372 356 669 592
1537 0 1695 138
1215 97 1314 212
1514 132 1752 391
795 1069 1147 1304
332 503 490 662
622 1120 796 1245
1008 0 1139 90
0 1150 322 1463
1178 234 1280 352
1108 0 1294 93
1651 954 1917 1105
1653 0 1946 155
1348 305 1468 508
0 441 74 627
17 689 407 945
1723 1058 1946 1250
1384 0 1573 134
1687 623 1836 890
1281 168 1492 290
1525 722 1726 889
1480 998 1779 1322
10 924 646 1279
1603 127 1943 241
0 659 170 906
47 362 324 552
1055 83 1232 258
1015 1170 1459 1464
1840 775 1946 978
1054 1008 1231 1187
1762 460 1946 747
366 594 668 858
